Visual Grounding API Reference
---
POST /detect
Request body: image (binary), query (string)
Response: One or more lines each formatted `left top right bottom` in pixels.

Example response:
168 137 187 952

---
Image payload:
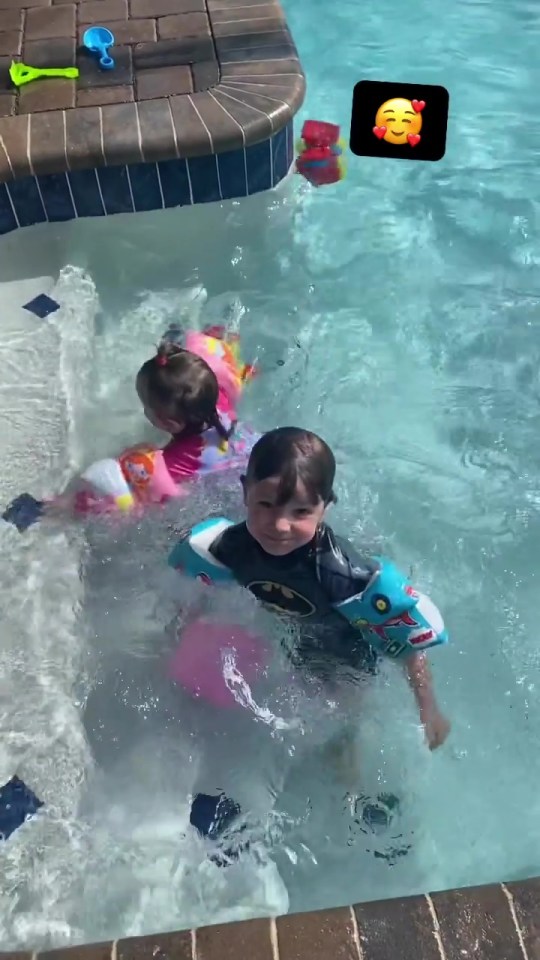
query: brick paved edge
2 880 540 960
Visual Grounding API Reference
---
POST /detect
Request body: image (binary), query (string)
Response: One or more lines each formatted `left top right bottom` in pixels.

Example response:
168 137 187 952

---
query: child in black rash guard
182 426 450 751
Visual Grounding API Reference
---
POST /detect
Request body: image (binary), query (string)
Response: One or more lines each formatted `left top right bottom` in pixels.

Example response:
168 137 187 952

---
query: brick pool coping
2 879 540 960
0 0 305 182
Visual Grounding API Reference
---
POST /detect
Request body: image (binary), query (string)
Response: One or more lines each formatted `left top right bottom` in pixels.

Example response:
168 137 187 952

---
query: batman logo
247 580 315 618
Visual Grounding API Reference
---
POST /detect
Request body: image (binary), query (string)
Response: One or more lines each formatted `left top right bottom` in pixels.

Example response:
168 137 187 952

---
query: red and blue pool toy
295 120 346 187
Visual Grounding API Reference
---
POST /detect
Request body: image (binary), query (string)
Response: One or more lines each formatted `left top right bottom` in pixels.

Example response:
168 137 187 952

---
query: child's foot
346 792 411 863
190 792 241 839
189 792 250 867
362 792 401 833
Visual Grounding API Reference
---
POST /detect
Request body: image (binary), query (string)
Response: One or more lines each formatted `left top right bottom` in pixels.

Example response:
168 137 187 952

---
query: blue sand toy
3 493 44 532
82 26 115 70
0 776 43 841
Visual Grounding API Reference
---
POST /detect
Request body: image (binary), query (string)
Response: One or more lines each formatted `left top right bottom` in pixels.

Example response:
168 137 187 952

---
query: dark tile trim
1 880 540 960
0 120 293 233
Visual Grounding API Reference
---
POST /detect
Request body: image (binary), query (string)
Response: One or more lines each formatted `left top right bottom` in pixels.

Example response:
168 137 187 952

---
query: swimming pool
1 0 540 948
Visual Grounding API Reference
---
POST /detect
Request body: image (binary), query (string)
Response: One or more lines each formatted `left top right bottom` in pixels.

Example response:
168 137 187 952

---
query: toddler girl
3 326 258 530
134 327 256 488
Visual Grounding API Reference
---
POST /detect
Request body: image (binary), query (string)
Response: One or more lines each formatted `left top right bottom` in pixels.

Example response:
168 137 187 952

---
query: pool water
2 0 540 947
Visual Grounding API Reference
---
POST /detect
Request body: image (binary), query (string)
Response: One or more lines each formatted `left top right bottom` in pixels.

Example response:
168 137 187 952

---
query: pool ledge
0 0 305 225
2 878 539 960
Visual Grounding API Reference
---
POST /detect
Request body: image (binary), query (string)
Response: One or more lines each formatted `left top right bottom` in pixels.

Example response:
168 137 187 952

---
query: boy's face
243 475 326 556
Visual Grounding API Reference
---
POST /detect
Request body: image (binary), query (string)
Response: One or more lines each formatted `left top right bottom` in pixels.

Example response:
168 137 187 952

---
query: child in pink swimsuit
3 326 258 530
133 327 257 489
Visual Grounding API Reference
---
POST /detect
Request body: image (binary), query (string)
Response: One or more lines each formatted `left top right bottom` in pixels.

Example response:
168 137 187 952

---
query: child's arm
4 464 130 532
404 651 450 750
165 519 238 634
3 447 186 533
2 478 105 532
321 528 451 749
167 518 236 584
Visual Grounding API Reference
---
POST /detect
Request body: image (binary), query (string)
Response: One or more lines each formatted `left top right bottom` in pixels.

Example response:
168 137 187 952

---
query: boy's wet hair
246 427 337 506
138 340 233 440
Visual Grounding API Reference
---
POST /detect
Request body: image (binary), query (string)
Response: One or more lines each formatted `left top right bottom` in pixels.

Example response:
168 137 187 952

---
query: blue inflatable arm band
334 556 449 660
167 516 235 585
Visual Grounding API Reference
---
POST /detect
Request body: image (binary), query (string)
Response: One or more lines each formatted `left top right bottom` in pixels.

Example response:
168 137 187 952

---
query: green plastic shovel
10 61 79 87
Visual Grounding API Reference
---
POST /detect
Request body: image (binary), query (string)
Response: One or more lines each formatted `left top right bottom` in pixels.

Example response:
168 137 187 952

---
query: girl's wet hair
246 427 337 506
138 340 233 440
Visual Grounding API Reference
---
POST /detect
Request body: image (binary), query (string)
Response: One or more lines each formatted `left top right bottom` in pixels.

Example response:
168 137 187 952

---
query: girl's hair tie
156 353 168 367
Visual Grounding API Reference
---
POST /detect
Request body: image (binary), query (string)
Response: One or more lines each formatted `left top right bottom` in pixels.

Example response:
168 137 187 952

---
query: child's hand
405 653 450 751
420 706 450 750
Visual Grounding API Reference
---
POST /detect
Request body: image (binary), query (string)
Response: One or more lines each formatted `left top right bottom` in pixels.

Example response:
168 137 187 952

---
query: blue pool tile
23 293 60 319
0 776 43 842
0 183 18 234
188 154 221 204
3 492 44 531
68 169 105 218
1 125 296 234
128 161 163 213
7 177 46 228
96 166 134 216
157 158 192 208
246 138 272 195
38 172 76 223
272 125 289 187
217 147 248 200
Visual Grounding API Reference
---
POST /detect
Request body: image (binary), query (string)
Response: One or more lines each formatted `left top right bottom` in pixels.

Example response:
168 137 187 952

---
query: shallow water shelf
0 0 305 234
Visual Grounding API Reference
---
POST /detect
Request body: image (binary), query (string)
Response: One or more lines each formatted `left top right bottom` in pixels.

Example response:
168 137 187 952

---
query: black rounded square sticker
349 80 449 162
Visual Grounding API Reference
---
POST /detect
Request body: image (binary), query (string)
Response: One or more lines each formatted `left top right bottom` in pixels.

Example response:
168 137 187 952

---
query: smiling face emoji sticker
373 97 424 147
